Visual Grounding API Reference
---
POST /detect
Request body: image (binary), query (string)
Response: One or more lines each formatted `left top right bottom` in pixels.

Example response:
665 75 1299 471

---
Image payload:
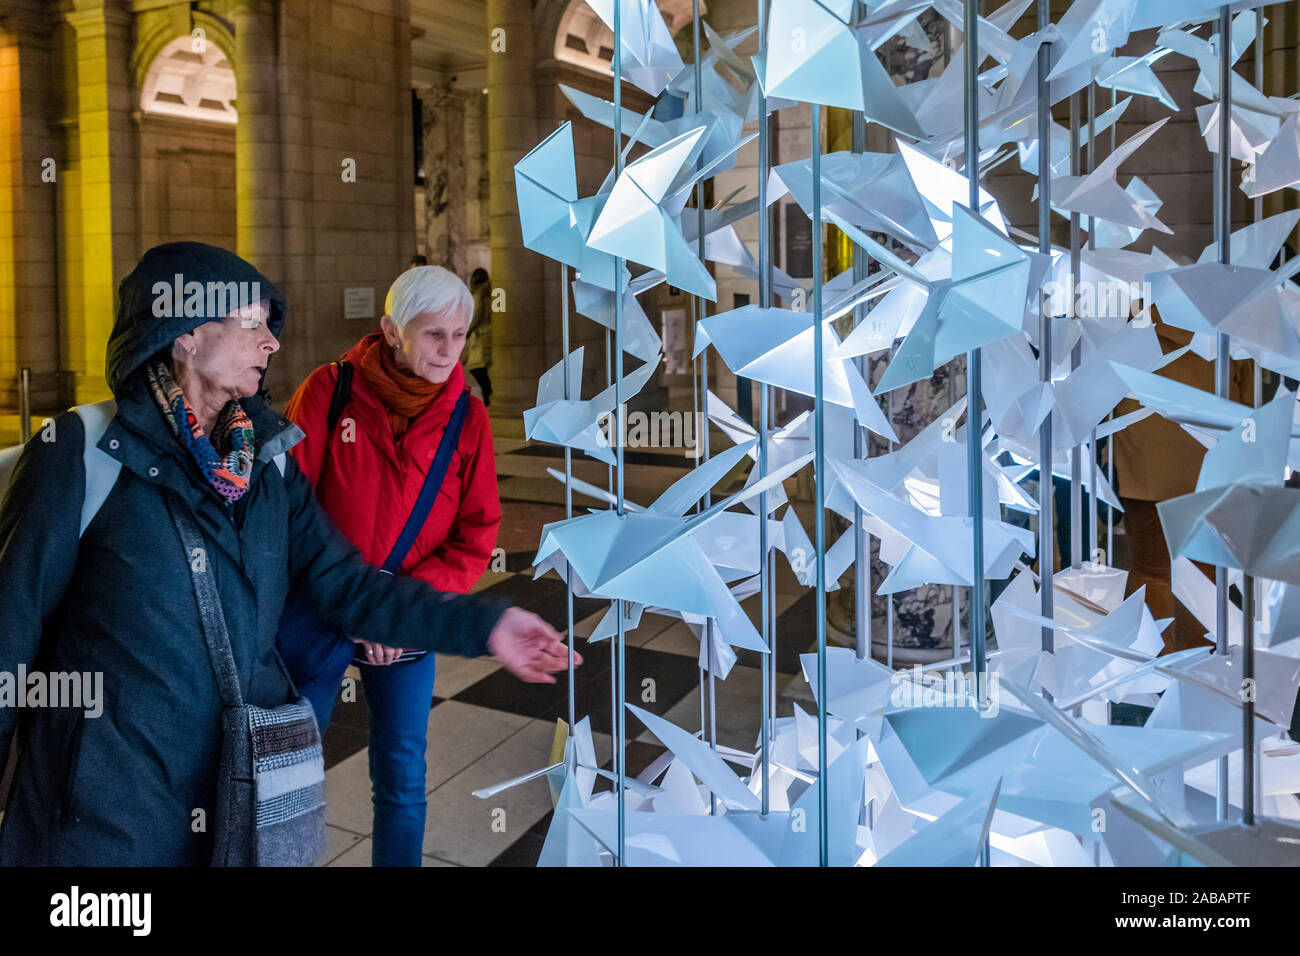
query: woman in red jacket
282 265 501 866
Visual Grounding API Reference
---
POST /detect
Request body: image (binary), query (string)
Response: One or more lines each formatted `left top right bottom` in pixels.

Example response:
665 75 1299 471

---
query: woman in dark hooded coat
0 242 575 866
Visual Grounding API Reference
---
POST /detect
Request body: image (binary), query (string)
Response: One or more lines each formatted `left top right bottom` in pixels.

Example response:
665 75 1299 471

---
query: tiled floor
317 431 819 867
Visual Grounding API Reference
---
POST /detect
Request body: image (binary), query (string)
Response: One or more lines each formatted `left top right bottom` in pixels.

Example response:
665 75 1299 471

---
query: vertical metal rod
604 330 617 813
1107 83 1116 566
811 102 829 868
1036 0 1055 676
1251 3 1264 823
1243 581 1256 825
1068 90 1083 570
690 0 719 817
1086 73 1098 566
1213 5 1232 823
757 0 773 817
691 302 700 508
1086 74 1096 249
18 368 31 444
1214 3 1256 827
698 666 706 738
965 0 990 869
605 330 613 493
561 264 576 740
942 0 960 670
689 0 704 524
693 0 707 494
707 625 718 817
852 101 870 664
949 365 960 660
612 0 627 865
963 0 988 703
887 384 895 669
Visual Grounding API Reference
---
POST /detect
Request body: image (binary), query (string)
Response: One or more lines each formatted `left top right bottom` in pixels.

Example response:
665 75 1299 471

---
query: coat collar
110 373 302 460
102 375 303 510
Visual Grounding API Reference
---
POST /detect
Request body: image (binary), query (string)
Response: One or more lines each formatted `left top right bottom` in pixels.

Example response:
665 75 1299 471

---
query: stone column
486 0 544 420
0 1 63 413
65 0 138 402
1262 3 1300 227
464 89 489 266
231 0 283 285
422 79 469 278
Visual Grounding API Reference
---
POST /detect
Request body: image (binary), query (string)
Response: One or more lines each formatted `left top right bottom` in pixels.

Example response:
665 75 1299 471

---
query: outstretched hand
487 608 582 683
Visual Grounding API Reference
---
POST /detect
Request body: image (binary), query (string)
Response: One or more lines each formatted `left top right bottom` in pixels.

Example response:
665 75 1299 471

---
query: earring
190 346 197 355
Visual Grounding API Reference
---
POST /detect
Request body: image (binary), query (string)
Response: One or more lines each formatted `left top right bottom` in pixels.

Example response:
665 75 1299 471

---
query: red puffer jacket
285 339 501 594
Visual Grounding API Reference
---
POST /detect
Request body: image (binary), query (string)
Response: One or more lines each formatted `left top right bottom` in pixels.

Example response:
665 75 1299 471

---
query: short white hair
384 265 473 331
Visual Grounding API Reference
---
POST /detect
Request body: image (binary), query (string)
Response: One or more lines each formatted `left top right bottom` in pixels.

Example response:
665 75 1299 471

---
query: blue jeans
296 645 438 868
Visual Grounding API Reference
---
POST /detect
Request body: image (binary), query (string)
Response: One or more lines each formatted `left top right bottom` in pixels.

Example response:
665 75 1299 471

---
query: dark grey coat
0 243 506 865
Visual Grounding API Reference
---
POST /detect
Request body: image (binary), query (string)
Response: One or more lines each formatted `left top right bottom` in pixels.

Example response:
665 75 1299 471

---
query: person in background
410 254 428 268
465 268 492 407
281 265 502 866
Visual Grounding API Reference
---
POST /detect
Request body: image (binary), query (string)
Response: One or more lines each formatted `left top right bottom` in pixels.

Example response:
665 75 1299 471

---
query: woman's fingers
535 647 572 671
361 640 403 666
489 608 582 682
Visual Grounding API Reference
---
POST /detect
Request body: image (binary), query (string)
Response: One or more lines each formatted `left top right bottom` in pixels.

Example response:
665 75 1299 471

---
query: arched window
139 35 236 125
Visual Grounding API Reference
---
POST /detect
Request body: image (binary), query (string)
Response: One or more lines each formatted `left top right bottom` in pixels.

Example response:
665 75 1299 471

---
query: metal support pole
757 0 773 817
1068 90 1083 570
1251 2 1264 823
1213 5 1232 823
612 0 627 865
965 0 990 869
887 383 895 669
1107 86 1116 567
561 265 576 742
1213 4 1257 828
950 371 961 662
963 0 988 706
18 368 31 444
811 102 829 867
852 97 870 664
689 0 720 818
1086 72 1099 566
1036 0 1055 681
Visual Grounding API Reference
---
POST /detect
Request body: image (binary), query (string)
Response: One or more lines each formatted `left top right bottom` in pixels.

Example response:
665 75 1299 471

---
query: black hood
106 242 286 396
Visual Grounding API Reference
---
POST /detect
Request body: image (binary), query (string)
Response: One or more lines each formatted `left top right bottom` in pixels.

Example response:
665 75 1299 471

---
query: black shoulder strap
326 360 353 436
380 389 471 574
165 494 245 711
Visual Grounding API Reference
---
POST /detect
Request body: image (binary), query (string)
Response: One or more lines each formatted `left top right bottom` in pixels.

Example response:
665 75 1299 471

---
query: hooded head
106 242 286 396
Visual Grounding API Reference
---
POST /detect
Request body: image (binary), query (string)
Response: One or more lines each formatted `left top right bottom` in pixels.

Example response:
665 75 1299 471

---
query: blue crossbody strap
380 389 470 574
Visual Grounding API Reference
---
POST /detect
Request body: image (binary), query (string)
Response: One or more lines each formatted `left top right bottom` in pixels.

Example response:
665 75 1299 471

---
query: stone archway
134 34 239 253
138 34 237 125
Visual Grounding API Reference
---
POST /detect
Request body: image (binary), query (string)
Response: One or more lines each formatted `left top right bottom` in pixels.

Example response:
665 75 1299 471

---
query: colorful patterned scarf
147 358 255 502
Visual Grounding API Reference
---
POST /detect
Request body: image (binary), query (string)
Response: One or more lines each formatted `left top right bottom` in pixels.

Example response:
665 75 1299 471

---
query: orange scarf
358 333 447 439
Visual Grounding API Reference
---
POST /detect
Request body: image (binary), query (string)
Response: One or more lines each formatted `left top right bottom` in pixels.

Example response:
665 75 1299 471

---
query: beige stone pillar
422 80 470 278
0 1 63 414
486 0 544 419
232 0 283 285
1262 4 1300 228
65 0 138 402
